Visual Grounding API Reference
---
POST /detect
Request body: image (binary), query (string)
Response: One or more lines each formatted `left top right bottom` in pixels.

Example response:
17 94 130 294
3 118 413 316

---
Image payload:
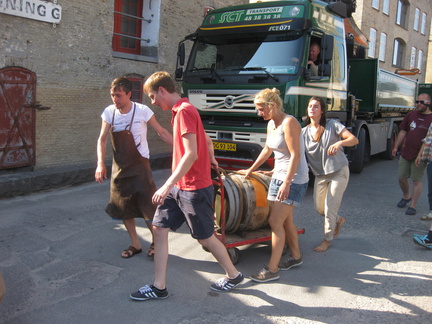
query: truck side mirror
175 42 186 81
321 35 334 62
177 42 185 66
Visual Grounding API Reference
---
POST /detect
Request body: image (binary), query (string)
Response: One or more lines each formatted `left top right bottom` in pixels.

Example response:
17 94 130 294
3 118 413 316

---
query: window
372 0 379 10
417 50 423 71
113 0 144 55
421 13 427 35
128 77 144 102
392 38 405 67
409 47 416 69
383 0 389 15
396 0 409 29
368 28 376 58
378 33 387 61
112 0 161 62
414 8 420 31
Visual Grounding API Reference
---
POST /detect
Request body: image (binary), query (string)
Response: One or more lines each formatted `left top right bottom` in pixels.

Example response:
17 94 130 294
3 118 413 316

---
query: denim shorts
153 185 215 240
267 179 308 207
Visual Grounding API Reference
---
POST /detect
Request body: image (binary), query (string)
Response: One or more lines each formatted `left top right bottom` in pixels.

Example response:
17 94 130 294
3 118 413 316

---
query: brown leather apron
105 103 157 221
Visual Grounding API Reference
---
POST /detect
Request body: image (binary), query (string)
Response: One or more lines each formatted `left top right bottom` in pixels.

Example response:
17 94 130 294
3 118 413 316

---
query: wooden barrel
214 170 271 233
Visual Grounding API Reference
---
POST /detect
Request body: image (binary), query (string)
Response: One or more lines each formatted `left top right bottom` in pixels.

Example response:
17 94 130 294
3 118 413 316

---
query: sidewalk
0 154 171 198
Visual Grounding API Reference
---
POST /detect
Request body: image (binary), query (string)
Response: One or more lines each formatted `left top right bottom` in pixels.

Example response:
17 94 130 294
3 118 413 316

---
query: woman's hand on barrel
237 168 253 178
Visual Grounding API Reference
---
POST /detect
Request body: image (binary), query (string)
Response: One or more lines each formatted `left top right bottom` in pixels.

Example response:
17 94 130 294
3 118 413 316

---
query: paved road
0 158 431 323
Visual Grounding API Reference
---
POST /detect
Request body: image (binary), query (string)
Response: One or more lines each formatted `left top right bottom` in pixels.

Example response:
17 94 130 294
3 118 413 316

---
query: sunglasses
416 100 430 104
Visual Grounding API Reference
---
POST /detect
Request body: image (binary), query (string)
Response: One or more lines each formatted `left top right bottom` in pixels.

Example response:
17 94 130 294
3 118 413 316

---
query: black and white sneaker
130 285 168 301
210 273 244 292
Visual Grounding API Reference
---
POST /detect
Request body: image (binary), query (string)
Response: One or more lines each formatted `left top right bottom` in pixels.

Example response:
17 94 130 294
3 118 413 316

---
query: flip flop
121 246 142 259
147 243 155 258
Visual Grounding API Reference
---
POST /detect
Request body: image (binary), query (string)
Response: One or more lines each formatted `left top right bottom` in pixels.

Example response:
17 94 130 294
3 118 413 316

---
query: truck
174 0 419 173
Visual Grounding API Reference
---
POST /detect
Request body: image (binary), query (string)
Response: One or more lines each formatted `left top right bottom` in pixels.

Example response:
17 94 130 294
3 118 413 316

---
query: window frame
392 38 405 68
417 50 423 72
382 0 389 15
378 33 387 62
414 8 420 31
368 28 377 58
396 0 409 29
113 0 144 55
421 13 427 35
372 0 380 10
409 47 416 69
127 76 144 103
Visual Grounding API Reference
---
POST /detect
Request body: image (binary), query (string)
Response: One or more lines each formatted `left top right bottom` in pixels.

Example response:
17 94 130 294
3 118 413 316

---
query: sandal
121 246 142 259
147 243 155 258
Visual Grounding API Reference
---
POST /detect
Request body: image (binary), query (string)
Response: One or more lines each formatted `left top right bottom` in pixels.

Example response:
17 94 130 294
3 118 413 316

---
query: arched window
392 38 406 67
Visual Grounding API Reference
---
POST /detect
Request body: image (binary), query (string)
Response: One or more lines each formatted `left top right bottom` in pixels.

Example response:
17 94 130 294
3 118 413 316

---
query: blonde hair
254 88 283 112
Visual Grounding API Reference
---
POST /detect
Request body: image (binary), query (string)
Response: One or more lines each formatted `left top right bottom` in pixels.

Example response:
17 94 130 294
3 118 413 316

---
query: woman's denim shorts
267 179 308 207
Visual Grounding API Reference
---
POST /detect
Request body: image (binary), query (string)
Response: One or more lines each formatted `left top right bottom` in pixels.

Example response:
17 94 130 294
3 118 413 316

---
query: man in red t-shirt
130 72 243 301
392 93 432 215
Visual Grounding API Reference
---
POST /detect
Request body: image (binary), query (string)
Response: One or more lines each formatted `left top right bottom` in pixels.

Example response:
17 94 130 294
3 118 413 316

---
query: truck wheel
350 128 366 173
379 124 398 160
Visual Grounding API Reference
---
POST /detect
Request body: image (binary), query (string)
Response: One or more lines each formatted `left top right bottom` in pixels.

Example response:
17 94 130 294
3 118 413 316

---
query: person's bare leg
333 216 346 238
200 235 239 279
410 180 423 209
122 218 142 257
267 203 292 272
283 206 301 260
399 177 411 200
153 226 170 290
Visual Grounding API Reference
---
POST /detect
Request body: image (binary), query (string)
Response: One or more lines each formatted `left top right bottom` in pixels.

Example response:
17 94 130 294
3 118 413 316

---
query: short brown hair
111 77 132 93
144 71 176 94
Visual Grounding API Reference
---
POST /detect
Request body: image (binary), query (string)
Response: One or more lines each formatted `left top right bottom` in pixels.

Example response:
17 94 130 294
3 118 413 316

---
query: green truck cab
175 0 418 173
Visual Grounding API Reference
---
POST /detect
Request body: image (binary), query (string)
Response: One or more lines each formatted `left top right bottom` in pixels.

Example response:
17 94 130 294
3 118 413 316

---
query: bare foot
314 240 330 252
334 217 346 238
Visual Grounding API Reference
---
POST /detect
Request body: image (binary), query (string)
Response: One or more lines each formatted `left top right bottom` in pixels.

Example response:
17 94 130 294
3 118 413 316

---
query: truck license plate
213 141 237 151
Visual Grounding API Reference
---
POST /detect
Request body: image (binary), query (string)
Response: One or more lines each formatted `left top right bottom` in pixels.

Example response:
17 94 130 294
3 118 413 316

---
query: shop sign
0 0 62 24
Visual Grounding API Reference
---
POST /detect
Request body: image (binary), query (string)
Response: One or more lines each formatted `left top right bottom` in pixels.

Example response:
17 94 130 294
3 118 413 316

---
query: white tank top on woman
266 115 309 184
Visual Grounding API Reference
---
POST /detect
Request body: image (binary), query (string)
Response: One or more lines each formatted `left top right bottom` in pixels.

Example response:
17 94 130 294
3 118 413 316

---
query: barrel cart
211 167 305 264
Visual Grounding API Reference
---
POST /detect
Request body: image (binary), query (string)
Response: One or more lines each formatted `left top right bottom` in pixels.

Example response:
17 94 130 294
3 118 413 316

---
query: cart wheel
227 248 240 264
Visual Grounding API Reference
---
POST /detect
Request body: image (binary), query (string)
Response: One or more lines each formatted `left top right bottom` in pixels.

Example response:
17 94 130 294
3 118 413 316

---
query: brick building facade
0 0 246 171
352 0 431 83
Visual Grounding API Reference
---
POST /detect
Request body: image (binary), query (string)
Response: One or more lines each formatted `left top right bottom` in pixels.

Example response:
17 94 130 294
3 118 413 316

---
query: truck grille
188 89 258 113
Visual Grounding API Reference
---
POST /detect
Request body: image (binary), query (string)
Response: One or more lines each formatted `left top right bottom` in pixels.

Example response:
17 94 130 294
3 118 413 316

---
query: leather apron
105 103 157 221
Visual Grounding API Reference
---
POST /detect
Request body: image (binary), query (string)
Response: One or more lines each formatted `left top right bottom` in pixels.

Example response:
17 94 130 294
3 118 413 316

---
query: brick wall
0 0 246 170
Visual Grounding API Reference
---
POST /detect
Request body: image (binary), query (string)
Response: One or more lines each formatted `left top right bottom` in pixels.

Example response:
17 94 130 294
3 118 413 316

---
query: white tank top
266 115 309 184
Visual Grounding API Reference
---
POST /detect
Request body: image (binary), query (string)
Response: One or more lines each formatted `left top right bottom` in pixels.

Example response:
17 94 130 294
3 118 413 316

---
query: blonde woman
302 96 358 252
243 88 309 283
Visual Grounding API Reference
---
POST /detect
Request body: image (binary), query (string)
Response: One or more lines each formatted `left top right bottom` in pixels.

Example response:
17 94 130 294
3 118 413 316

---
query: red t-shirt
400 110 432 160
171 98 212 190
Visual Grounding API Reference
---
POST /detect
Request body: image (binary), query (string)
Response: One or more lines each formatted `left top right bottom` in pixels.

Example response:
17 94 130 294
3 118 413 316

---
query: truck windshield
186 33 304 76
